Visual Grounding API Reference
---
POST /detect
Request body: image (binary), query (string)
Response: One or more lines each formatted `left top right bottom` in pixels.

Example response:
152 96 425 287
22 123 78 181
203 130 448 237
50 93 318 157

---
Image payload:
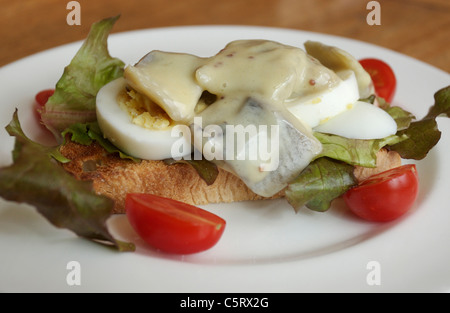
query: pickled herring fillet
193 97 322 197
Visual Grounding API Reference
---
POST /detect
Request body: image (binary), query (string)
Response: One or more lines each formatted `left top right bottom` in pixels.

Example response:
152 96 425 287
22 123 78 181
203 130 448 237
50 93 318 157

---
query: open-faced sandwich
1 16 448 253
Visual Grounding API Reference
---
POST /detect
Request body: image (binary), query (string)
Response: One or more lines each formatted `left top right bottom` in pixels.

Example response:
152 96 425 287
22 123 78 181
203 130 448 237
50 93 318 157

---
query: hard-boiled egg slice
285 70 360 128
96 77 192 160
313 100 397 139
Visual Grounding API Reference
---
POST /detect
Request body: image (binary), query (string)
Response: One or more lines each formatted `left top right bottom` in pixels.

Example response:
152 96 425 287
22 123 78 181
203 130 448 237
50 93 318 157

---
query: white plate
0 25 449 293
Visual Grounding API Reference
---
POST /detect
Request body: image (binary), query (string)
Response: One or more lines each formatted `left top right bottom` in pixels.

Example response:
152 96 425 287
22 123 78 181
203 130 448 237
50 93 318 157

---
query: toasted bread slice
60 141 401 214
60 141 281 213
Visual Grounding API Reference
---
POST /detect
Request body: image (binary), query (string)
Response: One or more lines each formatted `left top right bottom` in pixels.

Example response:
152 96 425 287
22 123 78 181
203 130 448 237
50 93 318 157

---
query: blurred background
0 0 449 72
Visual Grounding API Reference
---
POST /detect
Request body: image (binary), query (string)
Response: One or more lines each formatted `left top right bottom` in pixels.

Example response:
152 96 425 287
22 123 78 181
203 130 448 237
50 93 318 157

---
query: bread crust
60 141 281 213
60 141 401 214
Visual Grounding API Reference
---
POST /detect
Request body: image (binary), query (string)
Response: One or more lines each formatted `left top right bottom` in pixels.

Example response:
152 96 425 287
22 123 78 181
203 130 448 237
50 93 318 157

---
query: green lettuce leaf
62 122 140 162
389 119 441 160
164 156 219 186
0 110 135 252
362 95 415 131
314 132 405 168
389 86 450 160
385 106 415 131
285 157 357 212
424 85 450 119
41 15 125 140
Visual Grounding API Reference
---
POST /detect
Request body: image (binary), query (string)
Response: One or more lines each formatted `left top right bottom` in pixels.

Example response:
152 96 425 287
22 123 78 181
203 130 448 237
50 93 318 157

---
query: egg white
96 77 192 160
286 70 360 129
314 100 398 139
286 69 397 140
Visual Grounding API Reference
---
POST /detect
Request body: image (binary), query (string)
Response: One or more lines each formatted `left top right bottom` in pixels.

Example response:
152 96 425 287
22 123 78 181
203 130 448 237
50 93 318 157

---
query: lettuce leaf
389 119 441 160
424 85 450 119
41 15 125 141
0 110 135 252
314 132 405 168
62 122 140 162
164 156 219 186
385 106 415 131
285 157 357 212
388 86 450 160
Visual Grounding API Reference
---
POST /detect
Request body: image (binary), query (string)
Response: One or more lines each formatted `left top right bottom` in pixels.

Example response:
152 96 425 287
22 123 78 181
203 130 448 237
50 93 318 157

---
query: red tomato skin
359 58 396 103
344 165 419 222
35 89 55 106
126 193 226 254
34 89 54 122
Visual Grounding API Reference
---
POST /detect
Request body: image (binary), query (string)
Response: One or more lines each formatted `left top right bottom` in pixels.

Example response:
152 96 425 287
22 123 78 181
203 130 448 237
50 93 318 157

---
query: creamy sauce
121 40 366 197
124 51 205 123
304 40 374 98
196 40 340 104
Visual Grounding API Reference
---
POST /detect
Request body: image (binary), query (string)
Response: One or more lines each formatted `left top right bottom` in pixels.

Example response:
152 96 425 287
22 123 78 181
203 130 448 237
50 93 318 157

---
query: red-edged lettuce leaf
424 85 450 119
388 85 450 160
0 110 135 252
41 15 125 141
285 157 357 212
314 132 405 168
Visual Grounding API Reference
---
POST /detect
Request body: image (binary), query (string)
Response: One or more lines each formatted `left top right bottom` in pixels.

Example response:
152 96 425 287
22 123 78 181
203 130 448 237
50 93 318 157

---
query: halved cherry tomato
125 193 226 254
359 58 396 103
34 89 54 121
343 164 419 222
35 89 55 106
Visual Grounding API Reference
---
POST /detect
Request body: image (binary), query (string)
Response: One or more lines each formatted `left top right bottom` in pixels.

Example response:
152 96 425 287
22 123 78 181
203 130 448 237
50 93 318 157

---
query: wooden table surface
0 0 449 72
